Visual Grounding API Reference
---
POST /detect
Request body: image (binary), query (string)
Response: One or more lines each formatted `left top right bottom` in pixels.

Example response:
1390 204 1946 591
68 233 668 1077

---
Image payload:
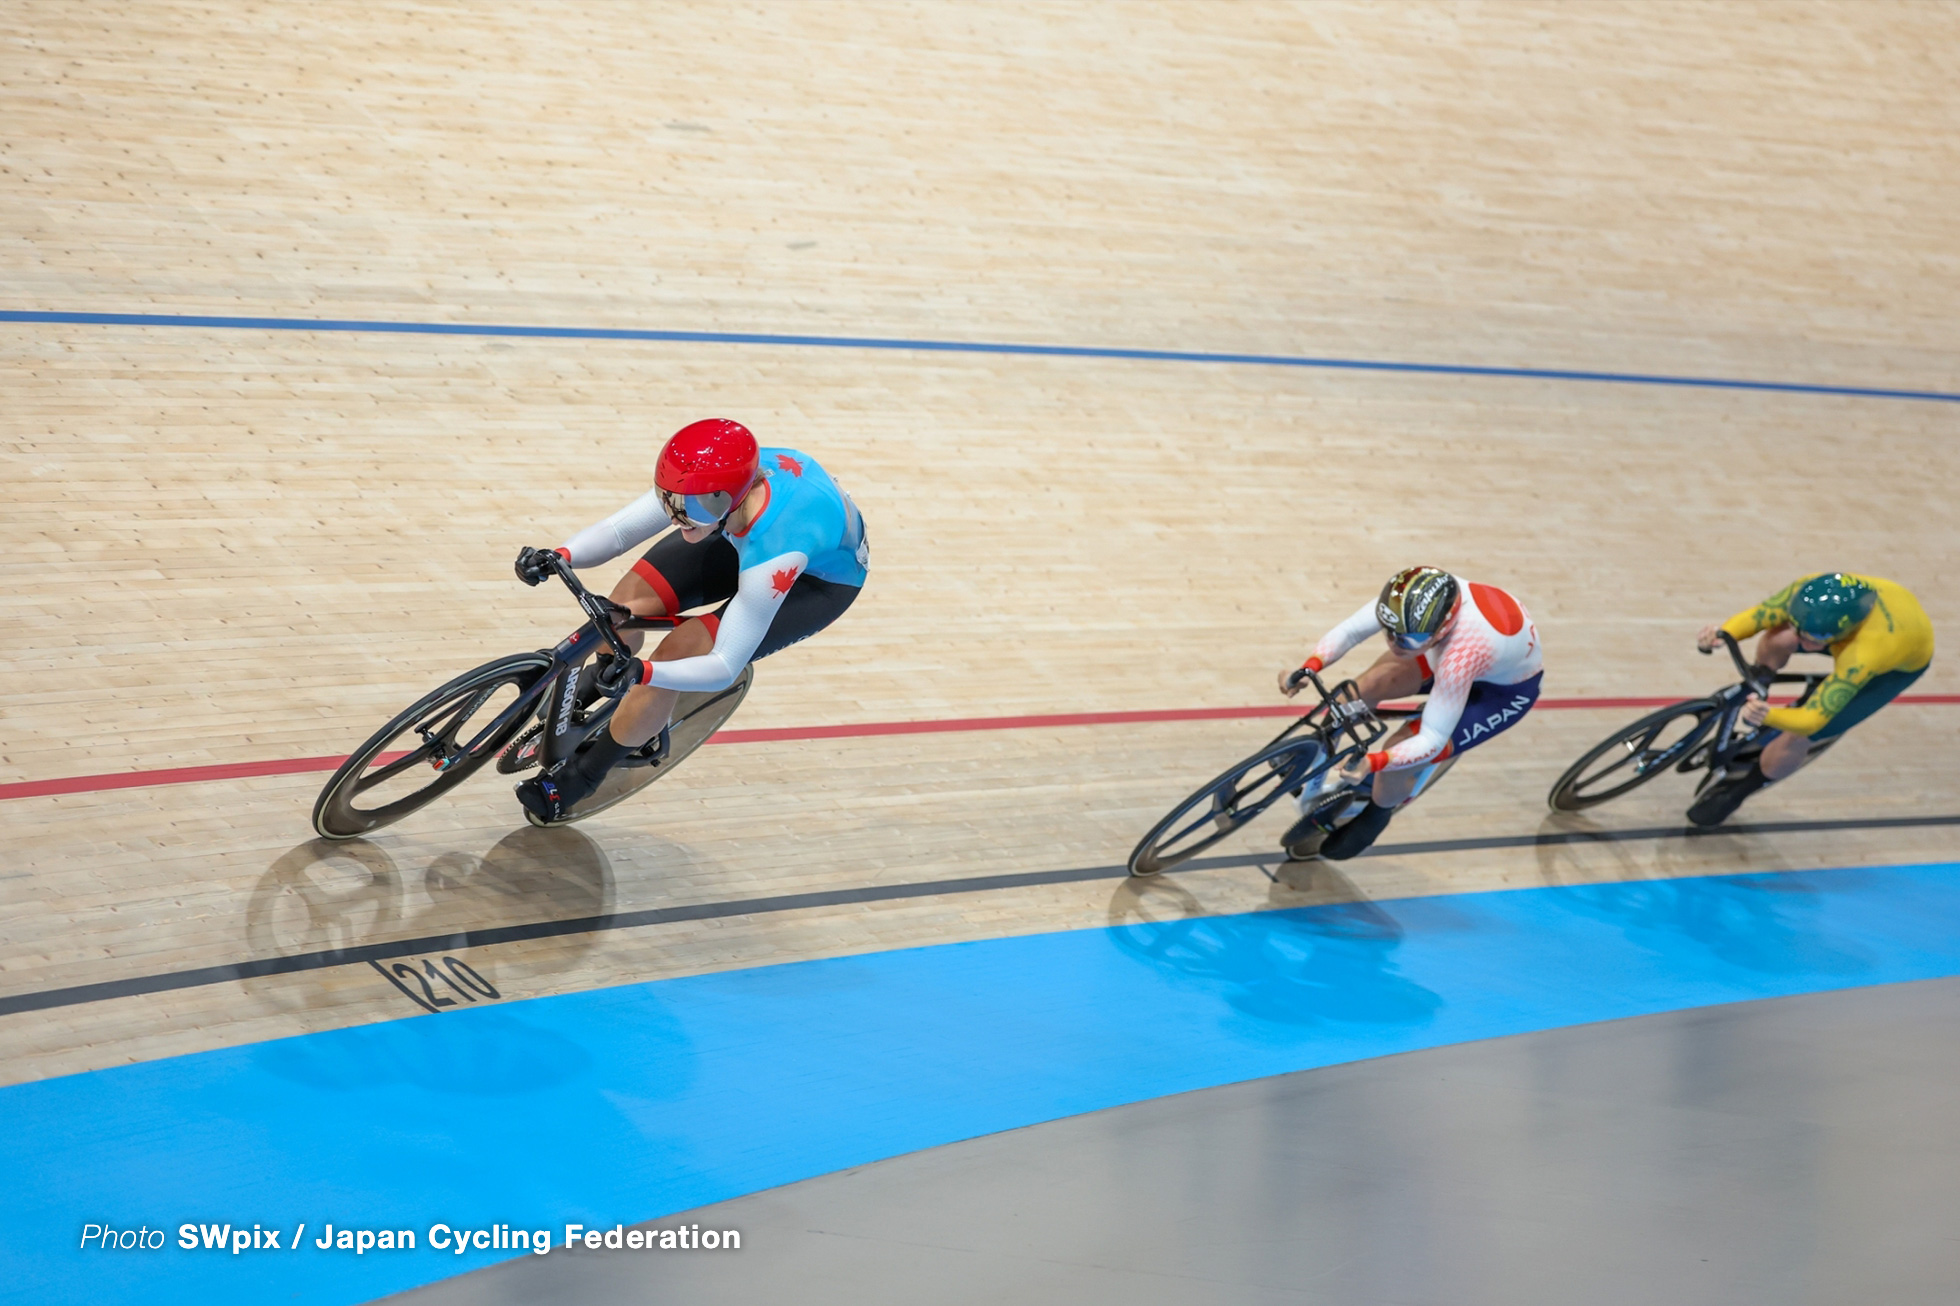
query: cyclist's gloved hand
1695 624 1724 653
596 654 653 698
515 546 567 587
1324 751 1376 791
1739 694 1769 728
1279 657 1323 698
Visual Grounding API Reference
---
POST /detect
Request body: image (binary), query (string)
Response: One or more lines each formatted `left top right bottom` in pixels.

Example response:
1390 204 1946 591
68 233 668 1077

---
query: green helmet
1787 573 1876 643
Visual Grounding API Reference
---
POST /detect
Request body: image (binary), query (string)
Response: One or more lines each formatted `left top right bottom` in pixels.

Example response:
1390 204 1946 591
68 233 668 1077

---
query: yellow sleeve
1762 662 1869 737
1720 575 1814 643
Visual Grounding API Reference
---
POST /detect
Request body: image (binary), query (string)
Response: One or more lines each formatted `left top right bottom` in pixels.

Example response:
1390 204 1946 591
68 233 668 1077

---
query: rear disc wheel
526 665 755 827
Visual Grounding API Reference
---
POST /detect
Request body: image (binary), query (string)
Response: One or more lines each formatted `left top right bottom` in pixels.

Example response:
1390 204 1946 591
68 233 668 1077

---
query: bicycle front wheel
1547 698 1718 813
313 652 554 839
1128 736 1329 877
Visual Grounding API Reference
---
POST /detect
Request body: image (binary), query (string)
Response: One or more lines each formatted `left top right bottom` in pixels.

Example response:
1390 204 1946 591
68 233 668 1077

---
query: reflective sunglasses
658 486 737 529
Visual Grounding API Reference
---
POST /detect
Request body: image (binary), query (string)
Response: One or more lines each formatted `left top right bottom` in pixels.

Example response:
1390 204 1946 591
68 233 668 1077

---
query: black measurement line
4 812 1956 1017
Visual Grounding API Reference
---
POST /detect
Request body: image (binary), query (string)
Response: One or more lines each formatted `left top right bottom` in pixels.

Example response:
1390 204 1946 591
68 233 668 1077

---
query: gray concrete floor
383 978 1960 1305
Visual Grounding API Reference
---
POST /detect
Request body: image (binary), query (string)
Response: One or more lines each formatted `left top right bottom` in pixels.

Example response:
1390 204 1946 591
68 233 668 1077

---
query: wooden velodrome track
3 1 1956 1089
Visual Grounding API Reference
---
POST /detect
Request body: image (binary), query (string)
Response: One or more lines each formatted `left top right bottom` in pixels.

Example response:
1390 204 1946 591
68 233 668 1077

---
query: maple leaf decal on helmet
775 453 804 477
771 566 800 595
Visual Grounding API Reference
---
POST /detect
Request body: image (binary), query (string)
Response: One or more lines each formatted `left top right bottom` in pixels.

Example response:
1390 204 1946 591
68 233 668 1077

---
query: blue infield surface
4 860 1959 1305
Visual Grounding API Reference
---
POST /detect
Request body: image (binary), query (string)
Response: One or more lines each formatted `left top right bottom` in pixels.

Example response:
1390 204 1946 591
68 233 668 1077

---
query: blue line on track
5 309 1957 404
4 860 1960 1305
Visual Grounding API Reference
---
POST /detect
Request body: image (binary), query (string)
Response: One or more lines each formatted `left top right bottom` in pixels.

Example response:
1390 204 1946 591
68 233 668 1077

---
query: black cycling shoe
1686 763 1768 828
1322 800 1396 862
1281 801 1341 860
514 767 596 826
1281 821 1330 862
1281 789 1361 861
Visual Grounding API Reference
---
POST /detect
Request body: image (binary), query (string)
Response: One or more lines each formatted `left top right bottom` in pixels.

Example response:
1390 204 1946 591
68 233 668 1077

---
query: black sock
1322 800 1396 862
572 728 633 786
1727 760 1771 796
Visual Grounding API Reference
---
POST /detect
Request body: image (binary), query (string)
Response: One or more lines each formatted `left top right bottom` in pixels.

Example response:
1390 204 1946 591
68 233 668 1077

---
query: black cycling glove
515 546 564 586
595 654 651 698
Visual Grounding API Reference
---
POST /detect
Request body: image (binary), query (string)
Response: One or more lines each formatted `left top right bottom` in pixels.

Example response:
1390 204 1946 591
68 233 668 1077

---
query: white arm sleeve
1381 633 1496 770
644 551 809 693
1311 601 1384 668
558 488 671 567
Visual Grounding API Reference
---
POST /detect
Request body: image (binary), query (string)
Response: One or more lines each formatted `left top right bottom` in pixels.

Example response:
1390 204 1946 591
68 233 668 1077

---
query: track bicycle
1546 630 1832 813
312 555 750 839
1127 667 1420 876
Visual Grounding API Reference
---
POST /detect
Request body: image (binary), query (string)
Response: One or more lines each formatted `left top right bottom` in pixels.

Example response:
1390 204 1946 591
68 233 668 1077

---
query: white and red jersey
1310 578 1542 771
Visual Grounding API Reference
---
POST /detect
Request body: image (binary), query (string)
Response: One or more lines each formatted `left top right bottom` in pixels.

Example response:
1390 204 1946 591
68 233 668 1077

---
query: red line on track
5 695 1956 802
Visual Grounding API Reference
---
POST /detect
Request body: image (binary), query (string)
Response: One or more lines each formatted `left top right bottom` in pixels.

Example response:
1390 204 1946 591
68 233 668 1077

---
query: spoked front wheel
313 652 554 839
533 665 755 827
1547 698 1718 812
1128 736 1330 877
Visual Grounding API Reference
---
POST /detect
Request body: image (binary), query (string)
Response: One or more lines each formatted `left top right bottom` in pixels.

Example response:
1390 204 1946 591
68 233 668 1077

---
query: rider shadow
417 823 616 937
1530 814 1875 979
1106 872 1442 1032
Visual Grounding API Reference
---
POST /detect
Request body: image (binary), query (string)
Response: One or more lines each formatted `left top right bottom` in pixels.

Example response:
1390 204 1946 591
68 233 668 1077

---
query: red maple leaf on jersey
775 453 804 477
771 566 799 594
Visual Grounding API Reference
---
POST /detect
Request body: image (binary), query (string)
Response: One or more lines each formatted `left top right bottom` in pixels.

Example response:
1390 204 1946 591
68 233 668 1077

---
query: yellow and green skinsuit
1720 573 1933 737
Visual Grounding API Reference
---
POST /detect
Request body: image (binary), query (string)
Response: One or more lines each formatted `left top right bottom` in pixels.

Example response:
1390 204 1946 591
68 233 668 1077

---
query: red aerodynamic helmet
655 418 760 526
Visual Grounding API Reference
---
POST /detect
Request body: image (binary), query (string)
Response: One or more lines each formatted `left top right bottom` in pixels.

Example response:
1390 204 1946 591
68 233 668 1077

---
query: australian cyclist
1688 572 1932 827
510 419 868 824
1278 566 1544 860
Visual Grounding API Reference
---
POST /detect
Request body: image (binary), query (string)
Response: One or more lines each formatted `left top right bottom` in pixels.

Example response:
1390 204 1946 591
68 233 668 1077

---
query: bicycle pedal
619 736 671 770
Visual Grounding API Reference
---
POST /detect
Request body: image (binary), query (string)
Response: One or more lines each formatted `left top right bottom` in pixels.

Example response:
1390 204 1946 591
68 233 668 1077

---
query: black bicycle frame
1687 631 1830 777
447 557 677 772
1273 666 1398 764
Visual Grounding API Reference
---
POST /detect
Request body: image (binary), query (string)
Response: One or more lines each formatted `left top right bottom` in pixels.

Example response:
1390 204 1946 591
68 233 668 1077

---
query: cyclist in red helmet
510 419 868 824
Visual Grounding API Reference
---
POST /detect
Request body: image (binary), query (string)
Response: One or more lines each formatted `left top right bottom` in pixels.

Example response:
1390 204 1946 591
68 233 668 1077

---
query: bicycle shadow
1105 871 1442 1031
1529 813 1875 979
242 825 620 1015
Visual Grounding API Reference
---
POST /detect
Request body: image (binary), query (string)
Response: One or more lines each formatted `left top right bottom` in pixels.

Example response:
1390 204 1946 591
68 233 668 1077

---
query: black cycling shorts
632 531 859 660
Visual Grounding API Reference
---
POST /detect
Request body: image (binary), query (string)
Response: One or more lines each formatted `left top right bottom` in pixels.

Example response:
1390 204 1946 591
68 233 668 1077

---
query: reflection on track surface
394 978 1960 1306
5 860 1960 1306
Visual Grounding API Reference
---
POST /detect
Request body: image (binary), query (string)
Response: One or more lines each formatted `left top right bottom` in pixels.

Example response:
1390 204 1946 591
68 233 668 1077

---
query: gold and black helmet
1376 566 1460 651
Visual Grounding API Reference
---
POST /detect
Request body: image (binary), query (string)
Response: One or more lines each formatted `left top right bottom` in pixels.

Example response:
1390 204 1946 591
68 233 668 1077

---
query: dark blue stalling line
5 309 1959 403
4 862 1960 1306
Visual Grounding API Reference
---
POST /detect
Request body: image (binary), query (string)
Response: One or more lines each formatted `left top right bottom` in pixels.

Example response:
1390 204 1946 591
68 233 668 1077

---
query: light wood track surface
2 2 1956 1085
